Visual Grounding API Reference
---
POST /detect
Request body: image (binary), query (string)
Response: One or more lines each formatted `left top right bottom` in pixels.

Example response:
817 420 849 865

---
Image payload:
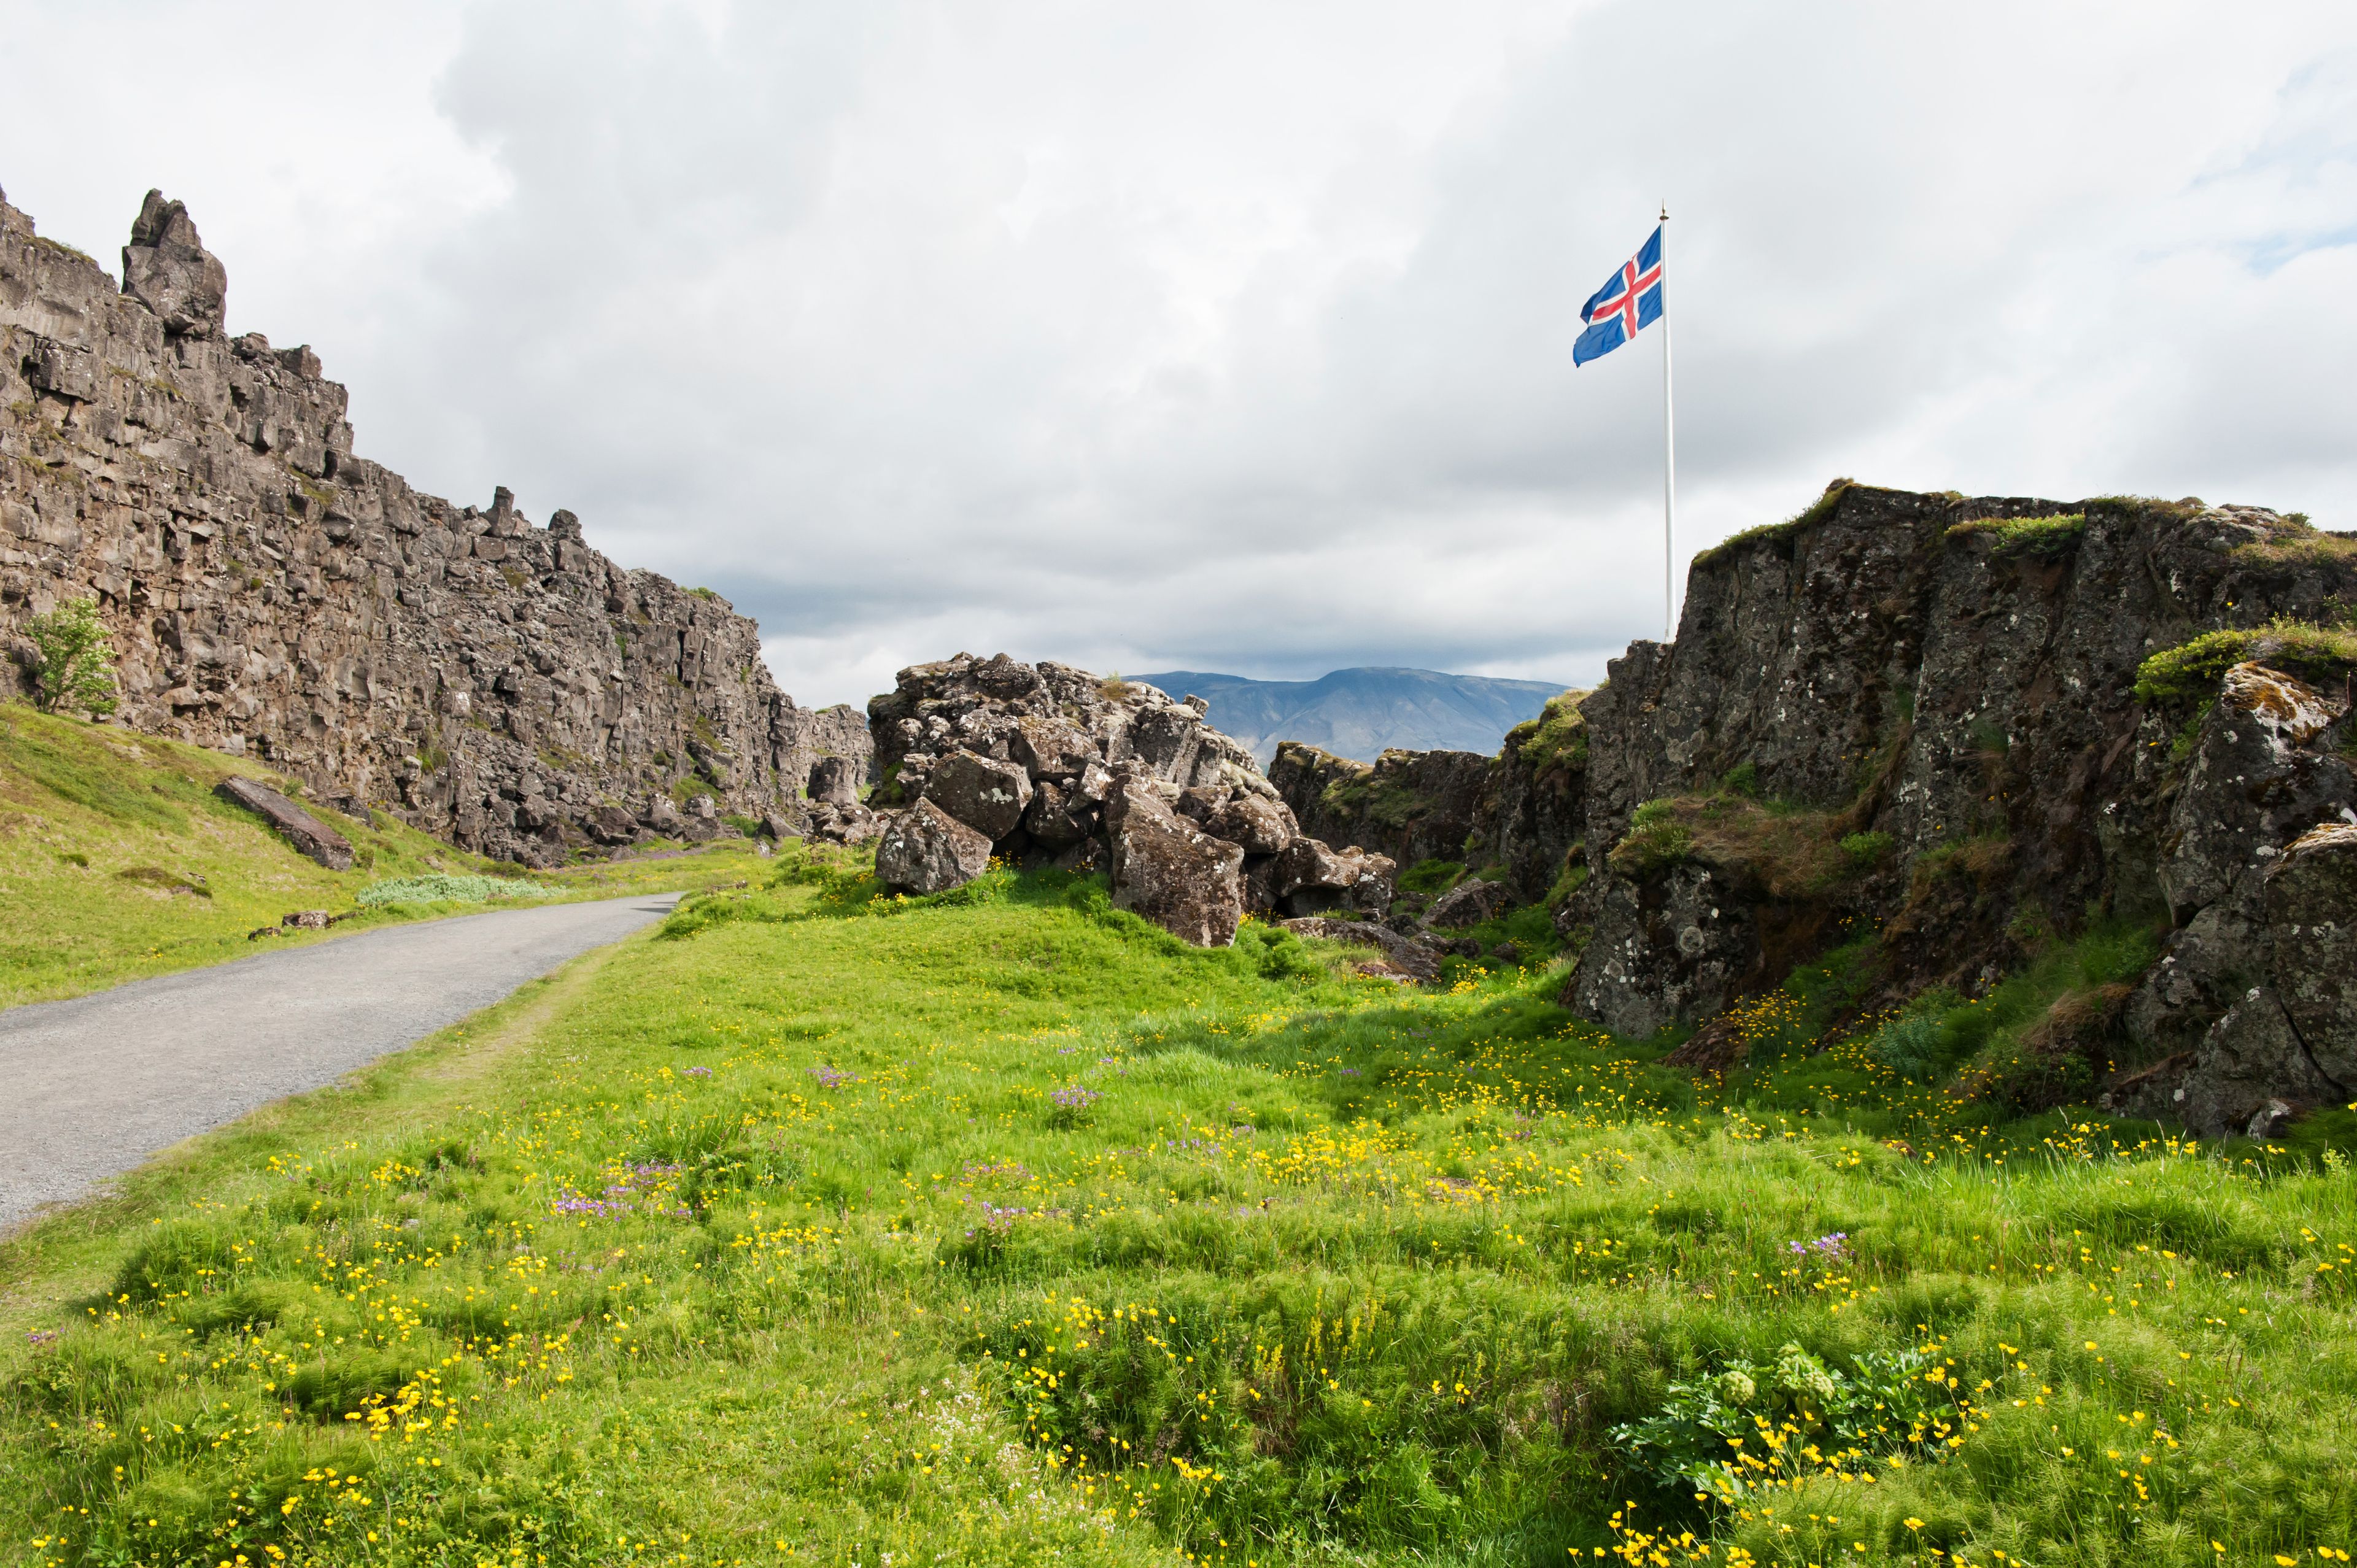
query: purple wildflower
808 1065 855 1089
1050 1085 1101 1110
684 1065 713 1078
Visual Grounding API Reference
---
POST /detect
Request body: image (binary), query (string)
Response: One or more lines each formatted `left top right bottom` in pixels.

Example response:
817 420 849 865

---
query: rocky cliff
1283 482 2357 1138
0 187 867 864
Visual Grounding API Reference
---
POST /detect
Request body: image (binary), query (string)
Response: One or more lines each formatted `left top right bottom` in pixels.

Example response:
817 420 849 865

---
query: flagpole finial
1660 202 1668 223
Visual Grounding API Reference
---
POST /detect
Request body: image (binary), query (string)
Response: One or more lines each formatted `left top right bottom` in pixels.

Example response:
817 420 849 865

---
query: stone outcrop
1264 484 2357 1134
1 186 868 866
875 798 993 894
1535 481 2357 1135
214 775 352 870
862 652 1411 948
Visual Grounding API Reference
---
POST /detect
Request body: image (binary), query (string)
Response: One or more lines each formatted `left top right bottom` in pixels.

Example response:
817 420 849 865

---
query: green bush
24 596 118 717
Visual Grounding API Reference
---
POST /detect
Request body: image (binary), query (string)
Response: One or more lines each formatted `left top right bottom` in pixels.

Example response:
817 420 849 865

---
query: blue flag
1574 225 1665 366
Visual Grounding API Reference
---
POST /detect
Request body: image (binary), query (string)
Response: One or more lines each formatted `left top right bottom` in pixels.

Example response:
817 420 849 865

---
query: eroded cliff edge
1276 482 2357 1138
0 188 867 865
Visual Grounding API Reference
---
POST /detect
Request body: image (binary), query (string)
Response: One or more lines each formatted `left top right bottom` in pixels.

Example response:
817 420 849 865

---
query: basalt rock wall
1562 482 2357 1135
0 187 866 864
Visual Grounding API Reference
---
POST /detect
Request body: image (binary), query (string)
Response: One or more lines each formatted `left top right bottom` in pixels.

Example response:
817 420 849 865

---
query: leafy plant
23 596 118 717
1611 1340 1973 1505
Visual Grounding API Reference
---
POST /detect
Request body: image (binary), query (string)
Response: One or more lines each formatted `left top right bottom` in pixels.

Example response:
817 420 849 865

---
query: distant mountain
1131 667 1573 765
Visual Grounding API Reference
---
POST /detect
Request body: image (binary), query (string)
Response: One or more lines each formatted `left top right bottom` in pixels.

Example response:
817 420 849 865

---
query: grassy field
1 855 2353 1567
0 705 771 1008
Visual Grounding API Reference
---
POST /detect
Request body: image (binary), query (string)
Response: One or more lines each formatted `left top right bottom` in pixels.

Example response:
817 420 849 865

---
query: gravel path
0 892 681 1231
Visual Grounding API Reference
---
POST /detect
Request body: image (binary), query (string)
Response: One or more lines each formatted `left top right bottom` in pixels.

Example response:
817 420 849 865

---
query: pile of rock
864 654 1398 946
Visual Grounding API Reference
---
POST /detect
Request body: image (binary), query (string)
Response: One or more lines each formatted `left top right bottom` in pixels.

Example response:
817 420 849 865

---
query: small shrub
1838 830 1893 867
24 596 118 717
1395 859 1466 895
1509 689 1591 778
1096 671 1132 701
1720 762 1760 798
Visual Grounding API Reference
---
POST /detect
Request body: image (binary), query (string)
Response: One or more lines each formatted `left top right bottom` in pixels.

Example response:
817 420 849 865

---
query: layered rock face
1557 484 2357 1134
0 188 867 863
865 654 1395 942
1264 483 2356 1134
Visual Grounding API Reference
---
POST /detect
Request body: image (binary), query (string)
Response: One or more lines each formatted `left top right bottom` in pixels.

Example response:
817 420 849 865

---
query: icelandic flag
1574 225 1664 366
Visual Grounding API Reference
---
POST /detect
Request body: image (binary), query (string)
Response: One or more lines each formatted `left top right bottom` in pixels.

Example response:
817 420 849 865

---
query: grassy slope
0 866 2352 1567
0 705 770 1008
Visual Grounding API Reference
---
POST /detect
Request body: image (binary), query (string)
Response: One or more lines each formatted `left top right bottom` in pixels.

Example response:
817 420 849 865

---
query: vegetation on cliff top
2132 617 2357 706
1944 512 2087 559
1501 686 1591 780
2 854 2351 1567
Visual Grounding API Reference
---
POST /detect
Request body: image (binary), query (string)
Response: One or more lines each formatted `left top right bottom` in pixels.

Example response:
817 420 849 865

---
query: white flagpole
1660 202 1676 642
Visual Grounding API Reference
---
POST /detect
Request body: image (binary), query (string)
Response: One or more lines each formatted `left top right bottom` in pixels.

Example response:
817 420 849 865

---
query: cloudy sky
7 2 2354 707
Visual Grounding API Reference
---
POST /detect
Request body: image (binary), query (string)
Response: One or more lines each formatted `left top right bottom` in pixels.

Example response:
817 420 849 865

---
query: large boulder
1107 779 1245 947
1022 779 1097 848
1010 717 1100 781
121 190 227 338
1426 877 1512 929
2158 663 2350 919
2267 822 2357 1093
924 749 1034 839
875 798 993 894
807 755 861 805
1281 917 1442 982
1207 793 1297 854
215 776 353 871
1274 836 1396 917
1567 862 1755 1041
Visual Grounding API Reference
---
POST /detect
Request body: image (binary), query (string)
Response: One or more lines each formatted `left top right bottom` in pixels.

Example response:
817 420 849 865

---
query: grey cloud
9 1 2354 709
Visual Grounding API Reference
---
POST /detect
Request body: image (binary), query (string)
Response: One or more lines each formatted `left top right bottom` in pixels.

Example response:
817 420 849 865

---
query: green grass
2132 619 2357 706
1945 514 2087 559
1689 479 1856 570
0 705 772 1007
1501 690 1590 779
2 862 2353 1566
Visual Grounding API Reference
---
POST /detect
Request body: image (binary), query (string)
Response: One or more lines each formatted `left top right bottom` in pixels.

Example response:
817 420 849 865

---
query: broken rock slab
215 776 354 871
1426 877 1512 929
875 798 993 895
924 749 1034 840
1107 779 1244 948
1279 917 1441 983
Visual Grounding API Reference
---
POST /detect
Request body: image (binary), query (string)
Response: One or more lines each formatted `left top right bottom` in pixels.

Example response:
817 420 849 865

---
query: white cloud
7 0 2354 708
